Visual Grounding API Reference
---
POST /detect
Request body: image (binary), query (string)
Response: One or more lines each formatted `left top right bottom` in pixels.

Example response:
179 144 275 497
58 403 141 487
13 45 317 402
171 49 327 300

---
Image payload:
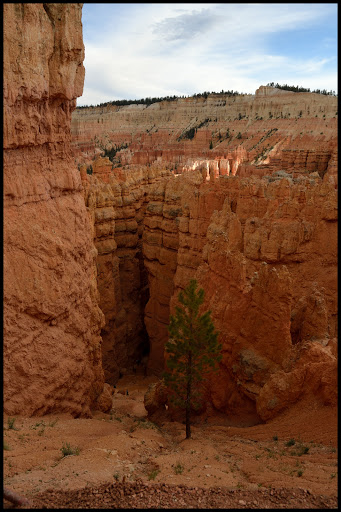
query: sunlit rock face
71 86 337 187
3 3 105 417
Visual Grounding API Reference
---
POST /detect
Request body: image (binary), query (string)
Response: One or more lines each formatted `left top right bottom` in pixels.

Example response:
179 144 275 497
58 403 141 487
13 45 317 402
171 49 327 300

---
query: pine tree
163 280 222 439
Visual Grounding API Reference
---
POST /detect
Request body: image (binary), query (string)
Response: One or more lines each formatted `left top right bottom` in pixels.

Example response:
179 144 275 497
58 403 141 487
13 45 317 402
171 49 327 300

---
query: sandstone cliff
3 3 105 417
80 156 336 422
80 159 171 383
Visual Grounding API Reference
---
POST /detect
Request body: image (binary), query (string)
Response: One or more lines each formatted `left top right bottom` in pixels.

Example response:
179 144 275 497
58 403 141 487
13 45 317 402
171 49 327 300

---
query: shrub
3 440 11 451
60 442 80 457
148 469 159 480
7 418 17 430
174 462 184 474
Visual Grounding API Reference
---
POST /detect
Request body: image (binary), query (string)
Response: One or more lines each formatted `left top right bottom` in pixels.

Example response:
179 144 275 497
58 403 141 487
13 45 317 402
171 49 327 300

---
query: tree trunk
186 351 192 439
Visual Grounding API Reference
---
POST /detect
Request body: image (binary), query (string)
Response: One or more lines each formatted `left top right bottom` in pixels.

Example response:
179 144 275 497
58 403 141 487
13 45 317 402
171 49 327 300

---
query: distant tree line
76 89 246 110
77 95 182 109
266 82 337 96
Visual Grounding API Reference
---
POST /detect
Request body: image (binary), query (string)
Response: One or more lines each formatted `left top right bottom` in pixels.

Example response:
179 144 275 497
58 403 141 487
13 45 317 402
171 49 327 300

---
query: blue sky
77 3 338 106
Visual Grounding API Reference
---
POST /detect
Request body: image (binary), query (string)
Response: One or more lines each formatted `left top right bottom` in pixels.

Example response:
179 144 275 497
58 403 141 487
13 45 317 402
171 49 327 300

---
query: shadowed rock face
3 3 105 417
81 160 337 422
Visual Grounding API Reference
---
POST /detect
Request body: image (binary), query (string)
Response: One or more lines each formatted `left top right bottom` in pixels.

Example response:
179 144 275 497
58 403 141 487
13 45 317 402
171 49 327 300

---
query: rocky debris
94 383 115 413
25 482 337 509
3 487 31 507
144 380 168 415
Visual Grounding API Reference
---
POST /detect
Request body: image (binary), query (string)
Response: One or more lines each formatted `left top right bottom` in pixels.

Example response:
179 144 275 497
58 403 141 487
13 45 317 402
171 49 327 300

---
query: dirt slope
3 374 337 509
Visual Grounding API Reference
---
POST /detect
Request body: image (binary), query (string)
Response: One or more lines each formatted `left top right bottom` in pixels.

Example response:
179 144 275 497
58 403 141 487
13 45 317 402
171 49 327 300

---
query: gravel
10 481 337 509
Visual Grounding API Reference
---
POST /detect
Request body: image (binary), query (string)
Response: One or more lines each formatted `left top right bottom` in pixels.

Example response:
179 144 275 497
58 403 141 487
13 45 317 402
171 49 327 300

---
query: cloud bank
78 3 337 106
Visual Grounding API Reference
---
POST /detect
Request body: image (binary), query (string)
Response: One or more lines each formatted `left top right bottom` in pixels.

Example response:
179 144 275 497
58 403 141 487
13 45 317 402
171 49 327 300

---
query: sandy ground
3 373 338 508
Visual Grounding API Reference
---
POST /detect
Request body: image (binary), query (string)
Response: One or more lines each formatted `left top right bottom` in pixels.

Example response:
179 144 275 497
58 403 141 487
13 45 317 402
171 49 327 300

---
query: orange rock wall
3 4 105 417
81 161 171 383
85 158 336 422
147 172 337 420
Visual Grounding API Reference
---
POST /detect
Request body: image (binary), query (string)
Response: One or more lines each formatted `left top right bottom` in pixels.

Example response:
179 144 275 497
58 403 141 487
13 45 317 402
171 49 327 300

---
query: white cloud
77 3 337 106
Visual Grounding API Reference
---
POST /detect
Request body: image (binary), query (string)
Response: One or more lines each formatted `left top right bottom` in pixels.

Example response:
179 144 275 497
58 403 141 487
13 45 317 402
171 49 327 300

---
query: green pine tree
163 280 222 439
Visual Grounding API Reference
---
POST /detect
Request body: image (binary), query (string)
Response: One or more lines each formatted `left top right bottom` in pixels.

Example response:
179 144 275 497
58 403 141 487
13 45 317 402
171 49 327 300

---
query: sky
77 3 338 106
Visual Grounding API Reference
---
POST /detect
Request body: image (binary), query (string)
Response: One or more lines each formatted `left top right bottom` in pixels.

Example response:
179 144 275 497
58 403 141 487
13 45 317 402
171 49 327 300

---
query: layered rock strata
74 88 337 421
3 3 105 417
71 87 337 186
80 160 171 383
83 154 337 422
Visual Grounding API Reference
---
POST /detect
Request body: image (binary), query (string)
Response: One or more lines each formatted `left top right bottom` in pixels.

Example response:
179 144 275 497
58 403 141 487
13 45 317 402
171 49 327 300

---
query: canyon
4 2 337 425
72 85 337 425
3 4 338 508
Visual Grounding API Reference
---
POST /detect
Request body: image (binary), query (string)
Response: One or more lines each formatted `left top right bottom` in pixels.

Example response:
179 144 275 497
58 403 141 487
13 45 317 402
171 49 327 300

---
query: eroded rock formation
81 161 171 383
5 3 337 424
71 85 337 186
3 3 105 417
140 170 337 422
80 156 337 422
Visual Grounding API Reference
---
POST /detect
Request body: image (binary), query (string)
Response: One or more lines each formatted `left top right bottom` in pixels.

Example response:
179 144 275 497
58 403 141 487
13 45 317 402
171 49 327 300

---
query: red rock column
3 4 105 417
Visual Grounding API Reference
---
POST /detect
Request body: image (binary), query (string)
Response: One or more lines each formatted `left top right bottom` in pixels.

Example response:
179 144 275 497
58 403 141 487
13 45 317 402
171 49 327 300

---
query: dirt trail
3 374 337 509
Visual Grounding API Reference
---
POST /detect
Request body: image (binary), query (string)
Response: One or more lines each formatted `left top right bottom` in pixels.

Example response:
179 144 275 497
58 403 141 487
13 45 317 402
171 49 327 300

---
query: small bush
286 438 296 447
60 442 80 457
174 462 184 475
7 418 18 430
4 440 11 451
130 418 159 432
236 132 242 139
148 469 159 480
